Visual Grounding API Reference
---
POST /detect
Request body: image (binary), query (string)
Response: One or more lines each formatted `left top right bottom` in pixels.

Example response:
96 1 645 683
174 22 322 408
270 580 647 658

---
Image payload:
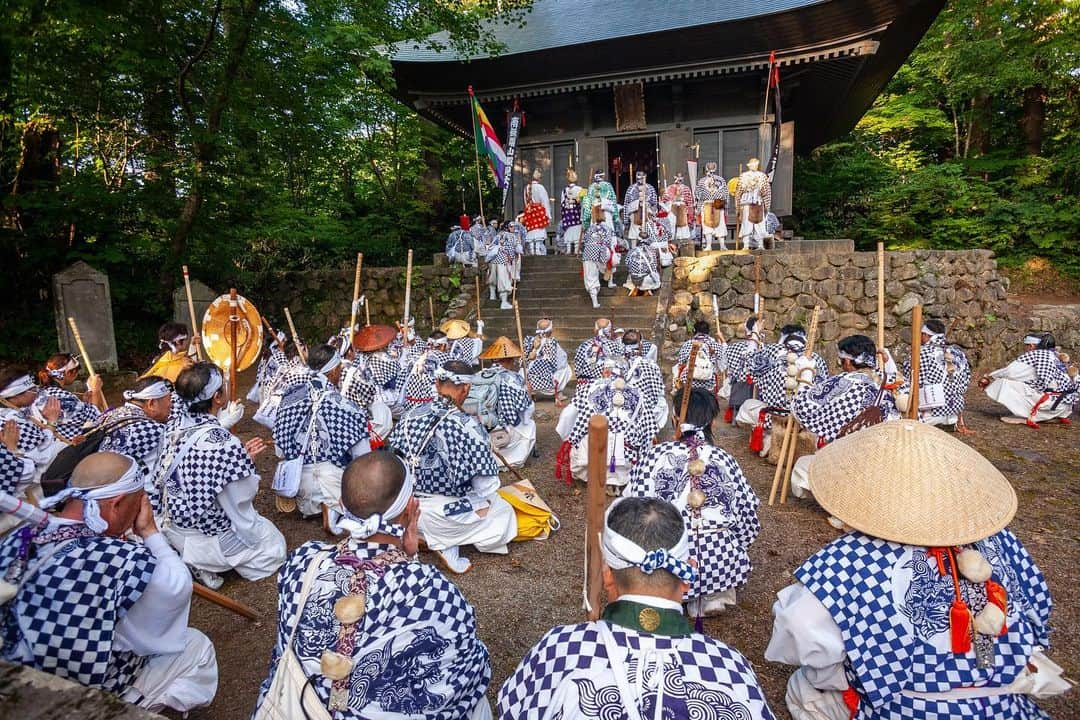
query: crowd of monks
0 257 1076 718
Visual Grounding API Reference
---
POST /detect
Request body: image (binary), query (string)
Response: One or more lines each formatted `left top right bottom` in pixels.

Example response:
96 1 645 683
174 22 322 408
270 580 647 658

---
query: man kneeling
497 497 775 719
0 453 217 713
388 360 516 574
253 451 492 719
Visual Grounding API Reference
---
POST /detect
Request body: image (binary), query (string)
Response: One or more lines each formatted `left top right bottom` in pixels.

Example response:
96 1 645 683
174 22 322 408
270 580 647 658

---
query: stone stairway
474 255 662 351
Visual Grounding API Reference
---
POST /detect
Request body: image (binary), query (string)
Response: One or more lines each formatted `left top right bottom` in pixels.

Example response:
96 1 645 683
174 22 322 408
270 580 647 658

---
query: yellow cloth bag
497 479 560 541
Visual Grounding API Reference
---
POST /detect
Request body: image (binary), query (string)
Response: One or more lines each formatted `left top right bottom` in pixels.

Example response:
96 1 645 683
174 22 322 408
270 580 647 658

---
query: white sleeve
555 405 578 440
764 582 848 690
217 475 263 547
466 473 500 509
991 359 1036 382
113 533 192 656
23 436 65 470
349 437 371 459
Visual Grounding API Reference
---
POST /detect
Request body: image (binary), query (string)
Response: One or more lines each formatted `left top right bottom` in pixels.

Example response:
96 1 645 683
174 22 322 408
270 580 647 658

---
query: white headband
123 380 171 401
160 334 188 354
40 456 143 533
838 349 876 368
1023 335 1042 345
921 324 945 341
193 368 223 402
327 456 414 539
47 356 79 379
0 375 35 399
433 366 475 385
601 498 696 583
316 349 343 376
536 321 553 335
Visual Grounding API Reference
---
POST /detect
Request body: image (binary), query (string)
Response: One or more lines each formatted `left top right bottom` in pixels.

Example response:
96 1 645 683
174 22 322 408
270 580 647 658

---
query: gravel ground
182 371 1078 720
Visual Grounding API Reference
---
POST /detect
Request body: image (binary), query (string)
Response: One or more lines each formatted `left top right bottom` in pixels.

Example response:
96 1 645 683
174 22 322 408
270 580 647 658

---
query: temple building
390 0 945 224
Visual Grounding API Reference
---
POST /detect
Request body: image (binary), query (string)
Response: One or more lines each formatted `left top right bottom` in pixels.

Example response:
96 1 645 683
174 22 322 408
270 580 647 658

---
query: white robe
986 360 1073 422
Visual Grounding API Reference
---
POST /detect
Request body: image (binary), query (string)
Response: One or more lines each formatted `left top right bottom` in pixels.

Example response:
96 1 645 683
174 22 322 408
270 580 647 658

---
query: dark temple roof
389 0 945 151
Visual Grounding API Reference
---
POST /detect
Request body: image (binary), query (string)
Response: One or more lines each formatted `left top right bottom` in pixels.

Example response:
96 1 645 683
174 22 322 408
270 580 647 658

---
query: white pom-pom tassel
0 580 17 605
786 352 798 364
784 377 798 391
957 549 992 583
974 603 1005 636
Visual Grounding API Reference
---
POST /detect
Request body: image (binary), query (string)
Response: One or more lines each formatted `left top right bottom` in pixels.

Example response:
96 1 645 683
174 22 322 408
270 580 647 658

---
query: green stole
601 599 692 637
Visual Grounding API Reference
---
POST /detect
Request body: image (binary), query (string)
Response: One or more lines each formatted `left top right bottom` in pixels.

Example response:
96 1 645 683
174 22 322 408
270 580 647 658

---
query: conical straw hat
440 319 471 340
807 419 1016 547
479 336 522 360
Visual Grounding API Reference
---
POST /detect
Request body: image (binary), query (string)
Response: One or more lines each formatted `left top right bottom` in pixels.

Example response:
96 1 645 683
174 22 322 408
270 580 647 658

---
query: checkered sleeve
495 381 530 427
995 530 1053 647
0 445 25 495
496 624 604 720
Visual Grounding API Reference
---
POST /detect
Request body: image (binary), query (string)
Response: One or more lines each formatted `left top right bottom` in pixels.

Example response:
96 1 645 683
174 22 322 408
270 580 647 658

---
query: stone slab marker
173 278 217 330
52 261 118 372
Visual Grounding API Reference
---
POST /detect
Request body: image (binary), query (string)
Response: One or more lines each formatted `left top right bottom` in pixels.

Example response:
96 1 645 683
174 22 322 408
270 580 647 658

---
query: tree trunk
1021 85 1045 156
968 92 992 158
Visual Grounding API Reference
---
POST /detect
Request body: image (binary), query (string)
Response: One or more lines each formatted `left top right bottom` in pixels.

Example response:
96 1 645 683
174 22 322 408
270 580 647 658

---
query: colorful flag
469 86 508 187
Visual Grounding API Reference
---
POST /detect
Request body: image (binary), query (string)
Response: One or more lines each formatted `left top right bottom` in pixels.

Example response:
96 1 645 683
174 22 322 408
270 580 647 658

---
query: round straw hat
351 324 397 353
439 319 471 340
478 336 522 360
807 419 1016 546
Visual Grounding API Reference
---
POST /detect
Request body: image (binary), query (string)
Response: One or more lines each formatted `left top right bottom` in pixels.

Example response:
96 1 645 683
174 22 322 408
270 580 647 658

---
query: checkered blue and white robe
0 524 155 694
623 244 659 288
581 224 616 266
722 339 757 382
792 370 899 444
340 361 377 411
491 368 532 427
624 357 666 410
361 351 401 393
253 539 490 719
901 337 972 419
1010 349 1077 404
34 385 100 440
750 346 829 428
523 335 570 396
0 444 26 495
497 618 775 720
401 350 452 410
388 397 497 498
273 378 370 468
449 337 483 363
627 436 760 599
567 381 657 462
0 406 53 456
95 404 165 480
445 227 476 265
248 346 291 404
793 530 1053 720
678 334 727 373
484 231 519 266
152 414 255 536
573 336 623 389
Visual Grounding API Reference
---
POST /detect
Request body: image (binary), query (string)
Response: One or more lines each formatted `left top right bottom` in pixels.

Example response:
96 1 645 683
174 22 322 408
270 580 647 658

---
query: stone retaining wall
666 249 1080 370
265 255 478 343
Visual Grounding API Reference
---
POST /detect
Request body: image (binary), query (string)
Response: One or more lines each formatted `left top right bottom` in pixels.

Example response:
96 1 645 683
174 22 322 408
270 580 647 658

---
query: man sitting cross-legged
387 360 516 574
252 451 493 719
1 453 217 713
497 496 775 719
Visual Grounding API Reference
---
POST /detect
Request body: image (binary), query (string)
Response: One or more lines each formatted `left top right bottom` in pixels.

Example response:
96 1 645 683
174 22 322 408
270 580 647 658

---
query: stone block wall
666 249 1080 370
264 255 478 343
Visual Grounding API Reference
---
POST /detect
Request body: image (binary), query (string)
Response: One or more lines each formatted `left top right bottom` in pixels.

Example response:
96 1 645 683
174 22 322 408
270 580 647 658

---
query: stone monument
52 261 118 372
173 278 217 331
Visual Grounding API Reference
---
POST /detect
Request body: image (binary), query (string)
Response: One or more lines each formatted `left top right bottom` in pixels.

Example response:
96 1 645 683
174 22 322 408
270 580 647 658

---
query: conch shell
334 594 367 625
320 650 353 681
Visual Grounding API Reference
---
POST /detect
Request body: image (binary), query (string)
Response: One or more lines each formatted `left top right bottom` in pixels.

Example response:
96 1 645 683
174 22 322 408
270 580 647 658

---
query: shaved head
70 452 136 490
341 451 406 520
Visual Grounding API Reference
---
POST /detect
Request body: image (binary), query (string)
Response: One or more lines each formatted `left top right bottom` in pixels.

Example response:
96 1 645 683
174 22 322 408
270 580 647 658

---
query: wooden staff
261 316 285 350
754 255 763 324
364 300 371 327
182 265 204 361
513 300 530 392
192 582 259 621
349 253 363 347
284 307 307 364
67 316 108 408
769 305 820 505
475 274 483 338
429 296 436 331
674 341 701 440
227 289 239 402
908 304 923 420
402 249 414 328
876 242 885 352
584 414 607 620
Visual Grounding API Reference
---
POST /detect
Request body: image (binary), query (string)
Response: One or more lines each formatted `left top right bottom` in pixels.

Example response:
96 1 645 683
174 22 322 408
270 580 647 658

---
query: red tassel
368 423 384 450
724 406 734 423
927 547 948 576
986 579 1009 635
841 687 860 720
749 411 766 452
555 440 572 484
950 599 973 654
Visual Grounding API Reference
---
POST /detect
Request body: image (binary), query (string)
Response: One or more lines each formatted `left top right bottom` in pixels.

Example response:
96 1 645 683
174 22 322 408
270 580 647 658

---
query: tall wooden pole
908 305 923 420
513 300 529 392
475 274 483 337
585 414 608 621
876 242 886 352
67 316 108 408
182 265 204 361
284 307 306 364
468 87 487 226
228 288 239 402
402 249 414 328
349 253 363 348
675 342 701 440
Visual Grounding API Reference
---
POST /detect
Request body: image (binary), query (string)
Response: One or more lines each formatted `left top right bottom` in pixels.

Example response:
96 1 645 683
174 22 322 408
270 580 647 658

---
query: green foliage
0 0 526 364
793 0 1079 276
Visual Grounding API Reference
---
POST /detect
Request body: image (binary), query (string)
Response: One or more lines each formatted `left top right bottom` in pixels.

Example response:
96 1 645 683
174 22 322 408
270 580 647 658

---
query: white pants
653 397 671 434
496 416 536 468
416 493 517 554
297 462 343 518
783 668 849 720
526 230 547 255
488 263 514 293
122 628 219 713
583 260 604 294
624 271 660 292
790 454 814 499
569 433 631 488
369 399 393 442
736 398 768 427
627 223 643 248
986 378 1073 422
563 225 582 253
164 518 286 581
686 588 737 616
738 207 768 248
